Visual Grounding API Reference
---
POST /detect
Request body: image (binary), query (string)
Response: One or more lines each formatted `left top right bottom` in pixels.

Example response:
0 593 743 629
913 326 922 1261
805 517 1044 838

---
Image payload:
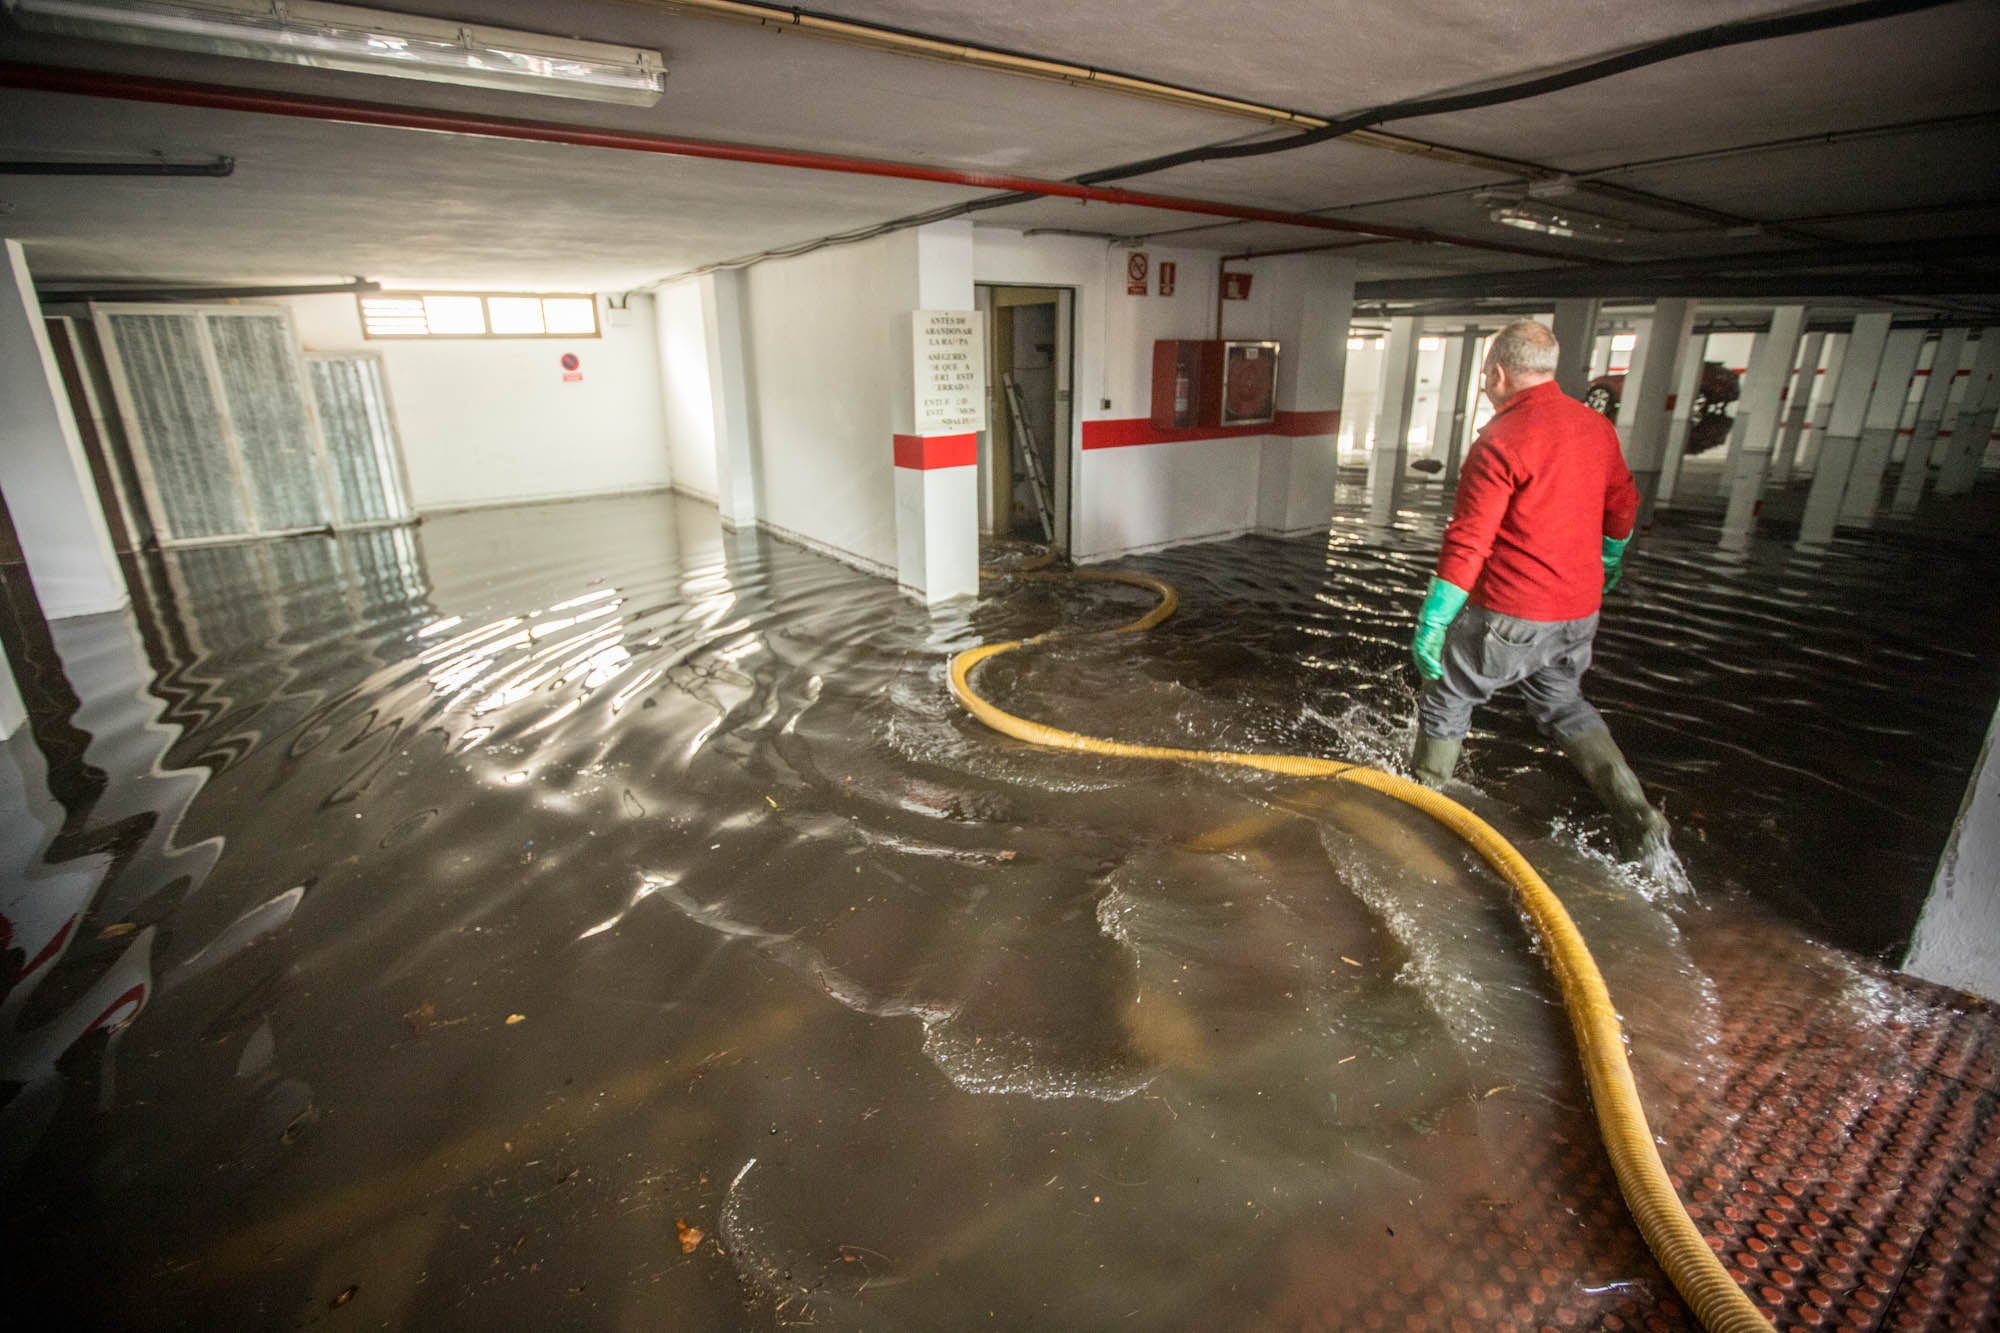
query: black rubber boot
1557 727 1672 866
1410 733 1461 789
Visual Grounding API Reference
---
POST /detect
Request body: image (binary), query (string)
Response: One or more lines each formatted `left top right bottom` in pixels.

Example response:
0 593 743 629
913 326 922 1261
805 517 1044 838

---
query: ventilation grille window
93 304 413 548
358 292 599 339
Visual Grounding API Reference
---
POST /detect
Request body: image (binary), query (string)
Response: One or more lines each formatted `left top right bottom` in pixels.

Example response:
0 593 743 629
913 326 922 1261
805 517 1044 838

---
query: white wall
653 280 717 502
284 292 671 512
742 231 922 576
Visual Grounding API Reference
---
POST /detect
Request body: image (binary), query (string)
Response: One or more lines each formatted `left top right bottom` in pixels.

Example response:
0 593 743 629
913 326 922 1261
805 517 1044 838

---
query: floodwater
3 482 1998 1330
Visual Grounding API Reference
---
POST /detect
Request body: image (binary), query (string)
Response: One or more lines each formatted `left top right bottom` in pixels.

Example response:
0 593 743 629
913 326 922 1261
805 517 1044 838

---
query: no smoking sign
1126 251 1149 295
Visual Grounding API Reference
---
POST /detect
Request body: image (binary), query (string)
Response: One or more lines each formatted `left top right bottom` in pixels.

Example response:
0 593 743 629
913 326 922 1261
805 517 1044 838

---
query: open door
976 284 1073 555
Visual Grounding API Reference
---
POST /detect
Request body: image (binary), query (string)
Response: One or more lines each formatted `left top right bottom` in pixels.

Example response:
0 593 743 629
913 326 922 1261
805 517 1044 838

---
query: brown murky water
3 483 1997 1329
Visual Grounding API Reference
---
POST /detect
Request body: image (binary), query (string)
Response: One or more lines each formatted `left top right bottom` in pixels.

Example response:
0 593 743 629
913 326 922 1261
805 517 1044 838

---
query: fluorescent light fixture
3 0 667 105
1488 202 1632 245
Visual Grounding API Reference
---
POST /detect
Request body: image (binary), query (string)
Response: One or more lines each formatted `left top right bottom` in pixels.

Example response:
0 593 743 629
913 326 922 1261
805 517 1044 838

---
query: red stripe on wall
1082 410 1340 450
893 433 977 469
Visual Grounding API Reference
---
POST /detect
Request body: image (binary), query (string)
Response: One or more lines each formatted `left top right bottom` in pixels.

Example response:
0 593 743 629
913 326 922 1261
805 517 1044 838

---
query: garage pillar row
1616 299 1694 518
1938 330 2000 497
1771 331 1827 487
1798 311 1895 547
1890 328 1969 514
1720 305 1806 550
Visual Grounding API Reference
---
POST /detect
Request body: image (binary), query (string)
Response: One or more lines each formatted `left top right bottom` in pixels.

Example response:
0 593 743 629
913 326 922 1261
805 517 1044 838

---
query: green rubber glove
1412 577 1469 680
1602 534 1632 594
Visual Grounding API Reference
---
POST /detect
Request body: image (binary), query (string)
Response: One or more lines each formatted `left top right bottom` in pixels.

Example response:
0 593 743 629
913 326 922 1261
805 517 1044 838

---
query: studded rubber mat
1252 919 1999 1332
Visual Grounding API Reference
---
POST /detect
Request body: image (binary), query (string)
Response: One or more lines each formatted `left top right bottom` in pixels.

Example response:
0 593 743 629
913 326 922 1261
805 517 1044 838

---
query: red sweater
1435 380 1639 621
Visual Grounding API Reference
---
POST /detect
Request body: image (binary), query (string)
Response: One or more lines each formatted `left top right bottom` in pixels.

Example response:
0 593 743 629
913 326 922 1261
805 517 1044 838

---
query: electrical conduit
948 565 1771 1333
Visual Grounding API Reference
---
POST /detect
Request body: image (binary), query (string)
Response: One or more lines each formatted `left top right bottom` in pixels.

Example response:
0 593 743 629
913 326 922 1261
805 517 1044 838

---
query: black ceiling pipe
0 157 233 176
37 277 379 303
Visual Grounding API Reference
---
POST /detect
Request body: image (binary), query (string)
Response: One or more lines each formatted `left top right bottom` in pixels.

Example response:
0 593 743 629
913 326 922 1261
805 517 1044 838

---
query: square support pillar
1939 330 2000 496
1839 327 1924 525
1618 300 1695 516
1799 312 1894 547
1366 316 1421 526
1253 255 1356 534
1720 305 1806 550
1656 333 1708 508
1903 697 2000 1004
1440 327 1482 488
0 240 128 619
1890 328 1969 514
700 269 761 530
1551 299 1600 400
1771 331 1827 488
892 221 979 604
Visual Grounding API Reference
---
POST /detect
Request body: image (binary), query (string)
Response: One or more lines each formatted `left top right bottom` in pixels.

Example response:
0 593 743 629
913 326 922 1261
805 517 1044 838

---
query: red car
1585 361 1741 455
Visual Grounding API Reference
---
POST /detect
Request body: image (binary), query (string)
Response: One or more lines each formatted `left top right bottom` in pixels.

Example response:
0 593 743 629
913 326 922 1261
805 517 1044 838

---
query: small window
359 292 601 339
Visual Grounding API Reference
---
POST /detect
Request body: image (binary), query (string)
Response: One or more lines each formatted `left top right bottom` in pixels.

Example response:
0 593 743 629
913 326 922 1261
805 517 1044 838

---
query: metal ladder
1001 370 1056 543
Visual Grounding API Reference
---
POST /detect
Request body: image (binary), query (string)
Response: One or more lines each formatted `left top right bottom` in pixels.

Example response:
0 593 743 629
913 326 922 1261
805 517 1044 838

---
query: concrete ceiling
0 0 1995 314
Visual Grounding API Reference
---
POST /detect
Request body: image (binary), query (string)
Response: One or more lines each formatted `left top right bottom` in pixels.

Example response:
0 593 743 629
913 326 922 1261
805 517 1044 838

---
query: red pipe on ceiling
0 62 1561 261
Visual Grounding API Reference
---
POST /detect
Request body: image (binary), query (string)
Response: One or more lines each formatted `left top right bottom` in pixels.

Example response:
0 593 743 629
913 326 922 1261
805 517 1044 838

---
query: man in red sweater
1409 320 1672 868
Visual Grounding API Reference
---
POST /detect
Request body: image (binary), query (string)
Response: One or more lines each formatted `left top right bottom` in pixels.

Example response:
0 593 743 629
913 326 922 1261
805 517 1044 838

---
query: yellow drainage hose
948 565 1771 1333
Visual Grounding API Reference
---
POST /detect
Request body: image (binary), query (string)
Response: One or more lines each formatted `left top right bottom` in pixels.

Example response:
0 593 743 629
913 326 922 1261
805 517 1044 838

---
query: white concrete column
1551 299 1600 400
1427 329 1468 485
699 269 761 529
1588 331 1615 380
1366 315 1421 526
1618 300 1695 515
1253 254 1356 534
1441 328 1482 488
1890 328 1969 514
1656 332 1708 508
1720 306 1806 550
1903 697 2000 1003
1770 330 1826 487
892 221 980 603
0 240 128 619
1795 332 1847 477
1798 312 1894 547
1938 330 2000 496
1838 327 1924 525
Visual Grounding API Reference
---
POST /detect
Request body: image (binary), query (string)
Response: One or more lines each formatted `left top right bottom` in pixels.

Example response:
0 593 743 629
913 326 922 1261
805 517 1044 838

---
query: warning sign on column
913 310 987 434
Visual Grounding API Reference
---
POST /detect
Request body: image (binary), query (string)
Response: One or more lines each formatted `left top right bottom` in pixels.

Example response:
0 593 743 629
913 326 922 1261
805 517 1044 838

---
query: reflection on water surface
2 487 1996 1330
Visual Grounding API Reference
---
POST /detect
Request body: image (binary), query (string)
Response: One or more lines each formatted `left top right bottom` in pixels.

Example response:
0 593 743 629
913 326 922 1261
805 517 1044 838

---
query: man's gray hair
1489 320 1560 377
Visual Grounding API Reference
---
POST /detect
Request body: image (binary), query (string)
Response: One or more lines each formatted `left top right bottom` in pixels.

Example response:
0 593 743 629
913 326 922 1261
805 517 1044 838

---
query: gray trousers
1417 604 1606 742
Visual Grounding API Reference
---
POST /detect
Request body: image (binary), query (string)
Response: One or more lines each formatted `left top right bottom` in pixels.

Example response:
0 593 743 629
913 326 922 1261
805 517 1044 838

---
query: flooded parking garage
4 483 1996 1330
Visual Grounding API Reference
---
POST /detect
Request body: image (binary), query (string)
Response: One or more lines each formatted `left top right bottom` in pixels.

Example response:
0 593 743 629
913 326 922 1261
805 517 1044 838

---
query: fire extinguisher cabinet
1151 339 1280 429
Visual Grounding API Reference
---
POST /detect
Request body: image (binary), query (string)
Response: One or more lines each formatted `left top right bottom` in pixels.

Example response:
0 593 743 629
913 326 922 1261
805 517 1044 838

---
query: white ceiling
0 0 1994 311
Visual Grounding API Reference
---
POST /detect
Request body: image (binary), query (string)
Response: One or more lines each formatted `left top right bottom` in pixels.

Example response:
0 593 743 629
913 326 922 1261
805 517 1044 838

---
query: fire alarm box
1151 339 1281 429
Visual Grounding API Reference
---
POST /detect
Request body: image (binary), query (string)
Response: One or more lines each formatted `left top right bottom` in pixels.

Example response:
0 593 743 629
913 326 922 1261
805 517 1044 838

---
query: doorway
974 285 1074 554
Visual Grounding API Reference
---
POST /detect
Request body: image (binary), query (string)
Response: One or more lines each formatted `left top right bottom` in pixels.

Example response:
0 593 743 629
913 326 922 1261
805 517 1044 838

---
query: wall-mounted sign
1221 272 1253 301
560 351 583 382
1126 251 1150 296
913 310 986 434
1158 261 1177 297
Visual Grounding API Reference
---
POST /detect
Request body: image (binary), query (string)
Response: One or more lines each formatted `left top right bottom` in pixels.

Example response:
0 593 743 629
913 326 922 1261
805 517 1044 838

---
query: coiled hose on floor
948 562 1770 1333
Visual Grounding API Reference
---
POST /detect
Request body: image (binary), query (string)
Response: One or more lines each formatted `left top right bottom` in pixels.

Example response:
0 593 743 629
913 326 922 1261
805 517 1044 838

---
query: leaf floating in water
997 850 1018 861
97 921 139 940
505 1013 527 1025
764 795 779 809
1339 956 1363 968
328 1285 357 1310
675 1218 704 1253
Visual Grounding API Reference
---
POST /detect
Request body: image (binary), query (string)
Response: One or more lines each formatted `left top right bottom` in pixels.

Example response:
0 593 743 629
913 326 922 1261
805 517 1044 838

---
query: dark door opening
975 285 1073 554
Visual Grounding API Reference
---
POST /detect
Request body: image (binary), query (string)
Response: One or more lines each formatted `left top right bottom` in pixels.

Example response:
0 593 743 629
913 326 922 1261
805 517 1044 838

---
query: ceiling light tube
2 0 666 105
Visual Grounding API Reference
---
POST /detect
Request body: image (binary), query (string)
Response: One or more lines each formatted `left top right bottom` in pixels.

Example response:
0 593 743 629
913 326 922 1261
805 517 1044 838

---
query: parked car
1585 361 1741 455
